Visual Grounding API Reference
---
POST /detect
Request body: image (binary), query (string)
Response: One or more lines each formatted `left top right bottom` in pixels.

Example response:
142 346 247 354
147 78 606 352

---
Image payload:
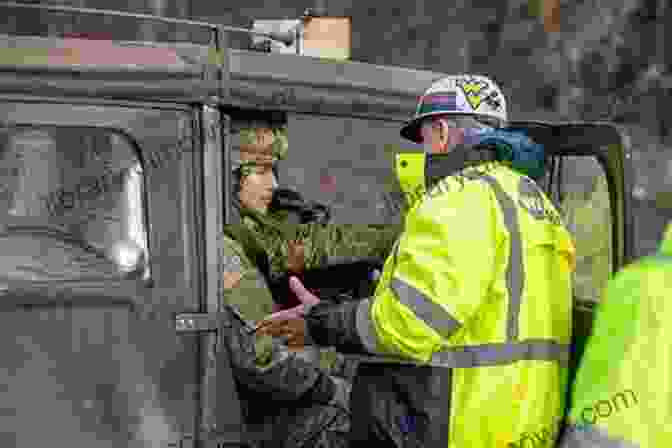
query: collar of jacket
425 143 499 189
660 222 672 256
239 204 296 241
395 144 498 206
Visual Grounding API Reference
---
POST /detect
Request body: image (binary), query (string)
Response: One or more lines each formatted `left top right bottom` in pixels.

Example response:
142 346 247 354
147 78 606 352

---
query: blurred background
2 0 671 256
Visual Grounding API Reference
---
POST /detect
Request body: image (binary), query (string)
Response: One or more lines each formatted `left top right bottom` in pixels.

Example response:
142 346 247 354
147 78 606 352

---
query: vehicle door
0 100 211 448
509 121 635 408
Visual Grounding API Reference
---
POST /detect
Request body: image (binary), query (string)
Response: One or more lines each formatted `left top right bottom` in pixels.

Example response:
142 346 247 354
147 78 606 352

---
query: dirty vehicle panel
0 26 224 447
0 101 206 447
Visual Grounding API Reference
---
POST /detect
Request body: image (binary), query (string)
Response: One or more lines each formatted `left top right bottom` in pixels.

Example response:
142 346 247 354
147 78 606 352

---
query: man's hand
258 313 310 347
257 276 321 346
288 275 321 305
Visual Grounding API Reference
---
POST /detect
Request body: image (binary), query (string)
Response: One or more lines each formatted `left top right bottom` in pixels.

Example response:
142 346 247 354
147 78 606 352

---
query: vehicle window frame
555 154 614 303
282 111 415 225
0 123 151 275
0 100 198 286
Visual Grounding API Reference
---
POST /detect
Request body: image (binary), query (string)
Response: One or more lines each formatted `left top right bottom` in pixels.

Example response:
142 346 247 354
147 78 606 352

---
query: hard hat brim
400 112 448 143
400 111 484 143
400 118 423 143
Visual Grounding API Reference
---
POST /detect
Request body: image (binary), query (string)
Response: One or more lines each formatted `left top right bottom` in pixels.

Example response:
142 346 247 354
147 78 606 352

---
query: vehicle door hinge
176 313 229 333
174 310 251 448
175 307 253 336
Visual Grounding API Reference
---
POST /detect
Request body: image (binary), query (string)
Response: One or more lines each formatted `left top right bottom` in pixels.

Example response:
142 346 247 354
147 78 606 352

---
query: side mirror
107 240 147 280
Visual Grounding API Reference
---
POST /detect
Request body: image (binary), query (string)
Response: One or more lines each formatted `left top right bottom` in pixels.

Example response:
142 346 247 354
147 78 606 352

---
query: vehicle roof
0 34 633 146
0 33 444 119
227 48 444 121
0 34 220 102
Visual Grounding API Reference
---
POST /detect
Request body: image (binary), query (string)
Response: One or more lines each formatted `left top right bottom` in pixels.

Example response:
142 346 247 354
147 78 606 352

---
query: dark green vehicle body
0 4 634 447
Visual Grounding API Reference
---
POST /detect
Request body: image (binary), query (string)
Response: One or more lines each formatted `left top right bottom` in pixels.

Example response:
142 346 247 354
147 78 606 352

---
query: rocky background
3 0 672 255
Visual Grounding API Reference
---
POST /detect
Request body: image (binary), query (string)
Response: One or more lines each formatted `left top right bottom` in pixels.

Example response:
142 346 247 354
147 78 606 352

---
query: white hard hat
401 74 508 143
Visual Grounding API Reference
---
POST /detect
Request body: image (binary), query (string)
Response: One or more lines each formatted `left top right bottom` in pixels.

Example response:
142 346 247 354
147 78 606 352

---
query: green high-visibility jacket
560 223 672 448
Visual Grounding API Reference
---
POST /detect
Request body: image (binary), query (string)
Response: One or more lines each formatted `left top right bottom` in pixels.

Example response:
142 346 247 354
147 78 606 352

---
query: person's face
420 115 492 154
238 163 278 214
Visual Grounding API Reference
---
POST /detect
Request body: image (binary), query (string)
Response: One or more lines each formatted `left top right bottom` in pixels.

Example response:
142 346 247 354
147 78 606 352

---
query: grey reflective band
355 298 380 354
559 424 639 448
390 277 462 338
352 172 566 369
345 339 570 369
479 174 525 341
651 253 672 264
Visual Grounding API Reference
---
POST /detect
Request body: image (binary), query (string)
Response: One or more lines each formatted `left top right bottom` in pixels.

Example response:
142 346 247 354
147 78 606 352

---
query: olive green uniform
220 122 399 446
219 228 352 448
221 211 400 375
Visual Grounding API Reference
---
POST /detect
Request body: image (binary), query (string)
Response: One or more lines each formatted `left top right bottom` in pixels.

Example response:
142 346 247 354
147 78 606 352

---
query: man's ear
436 118 451 149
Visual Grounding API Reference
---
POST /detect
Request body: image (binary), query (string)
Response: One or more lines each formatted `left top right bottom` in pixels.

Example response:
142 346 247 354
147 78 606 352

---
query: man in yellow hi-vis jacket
558 222 672 448
259 74 576 447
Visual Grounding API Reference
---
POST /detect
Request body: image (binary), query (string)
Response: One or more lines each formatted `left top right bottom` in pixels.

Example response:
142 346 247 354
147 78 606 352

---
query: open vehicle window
558 156 612 303
285 114 414 225
0 125 149 280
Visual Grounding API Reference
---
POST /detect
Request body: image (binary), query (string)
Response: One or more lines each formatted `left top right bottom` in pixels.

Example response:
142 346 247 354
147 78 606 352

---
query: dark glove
300 201 331 224
471 128 547 180
305 300 369 354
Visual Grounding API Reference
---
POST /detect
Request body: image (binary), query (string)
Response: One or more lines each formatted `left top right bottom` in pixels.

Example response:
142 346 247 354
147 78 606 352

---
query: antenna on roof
0 1 296 46
304 0 328 17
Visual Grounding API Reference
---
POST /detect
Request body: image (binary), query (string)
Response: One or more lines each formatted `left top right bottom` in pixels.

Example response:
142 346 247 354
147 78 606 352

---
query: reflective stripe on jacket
560 224 672 448
351 163 575 447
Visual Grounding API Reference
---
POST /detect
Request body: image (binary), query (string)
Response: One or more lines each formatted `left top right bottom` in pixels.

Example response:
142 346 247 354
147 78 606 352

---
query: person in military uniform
222 122 399 375
219 121 399 447
218 122 349 447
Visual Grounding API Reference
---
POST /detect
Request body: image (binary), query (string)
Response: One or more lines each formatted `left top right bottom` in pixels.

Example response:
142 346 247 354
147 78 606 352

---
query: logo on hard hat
417 92 458 115
456 77 489 111
481 90 503 111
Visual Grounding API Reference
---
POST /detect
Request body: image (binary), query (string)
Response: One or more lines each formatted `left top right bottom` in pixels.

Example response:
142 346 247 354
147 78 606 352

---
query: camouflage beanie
232 125 288 177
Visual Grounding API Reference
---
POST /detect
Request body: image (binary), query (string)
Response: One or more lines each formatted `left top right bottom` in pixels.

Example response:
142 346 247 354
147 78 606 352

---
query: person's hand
287 275 320 305
257 276 321 346
259 313 310 347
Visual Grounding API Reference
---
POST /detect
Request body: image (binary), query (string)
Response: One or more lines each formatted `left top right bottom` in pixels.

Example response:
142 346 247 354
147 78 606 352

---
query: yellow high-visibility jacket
353 163 575 447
